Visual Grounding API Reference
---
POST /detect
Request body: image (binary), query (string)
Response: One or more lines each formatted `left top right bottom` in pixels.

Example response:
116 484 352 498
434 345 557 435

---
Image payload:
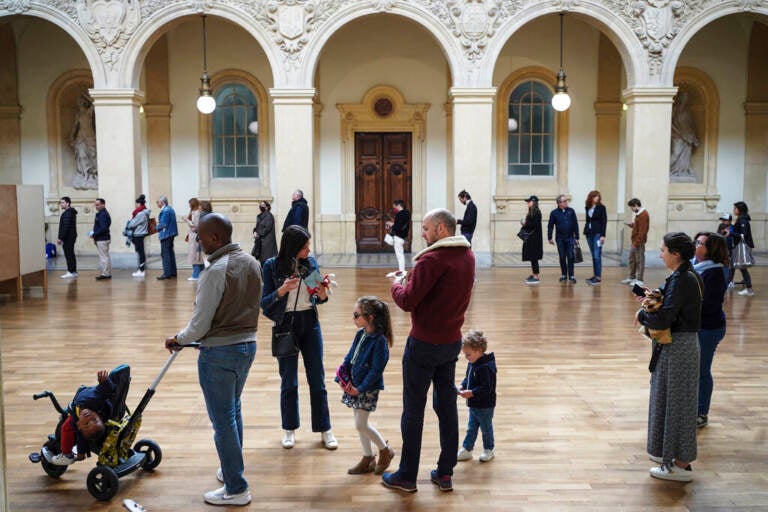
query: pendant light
196 15 216 115
551 12 571 112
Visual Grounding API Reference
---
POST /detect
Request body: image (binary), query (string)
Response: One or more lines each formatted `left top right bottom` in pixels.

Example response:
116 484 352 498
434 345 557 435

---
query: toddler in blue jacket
457 330 497 462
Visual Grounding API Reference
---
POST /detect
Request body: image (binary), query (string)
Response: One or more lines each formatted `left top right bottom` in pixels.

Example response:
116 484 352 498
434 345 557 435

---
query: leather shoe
157 275 169 280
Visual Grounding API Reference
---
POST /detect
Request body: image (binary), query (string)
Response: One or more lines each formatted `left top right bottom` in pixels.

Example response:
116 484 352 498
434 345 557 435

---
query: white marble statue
669 91 698 182
70 92 98 190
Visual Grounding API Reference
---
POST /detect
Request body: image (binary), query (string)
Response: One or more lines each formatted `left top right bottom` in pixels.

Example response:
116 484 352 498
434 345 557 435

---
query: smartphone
632 283 646 297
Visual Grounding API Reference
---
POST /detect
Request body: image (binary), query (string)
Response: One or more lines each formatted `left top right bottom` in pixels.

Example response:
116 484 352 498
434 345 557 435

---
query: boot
375 444 395 475
347 455 376 475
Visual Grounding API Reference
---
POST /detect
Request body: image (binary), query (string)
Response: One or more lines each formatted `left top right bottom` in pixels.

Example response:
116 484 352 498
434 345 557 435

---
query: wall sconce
196 15 216 115
551 13 571 112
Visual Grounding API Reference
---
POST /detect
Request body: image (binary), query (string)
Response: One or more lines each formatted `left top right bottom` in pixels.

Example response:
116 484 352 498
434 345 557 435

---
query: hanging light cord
559 12 564 71
201 15 208 73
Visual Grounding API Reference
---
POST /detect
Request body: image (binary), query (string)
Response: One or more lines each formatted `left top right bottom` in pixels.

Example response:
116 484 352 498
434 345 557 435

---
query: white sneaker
479 449 495 462
634 280 644 286
650 463 692 482
738 289 755 296
281 430 295 449
620 278 634 284
457 447 472 461
131 270 145 278
322 430 338 450
187 277 199 281
203 486 251 506
216 467 224 483
60 272 78 279
48 452 75 466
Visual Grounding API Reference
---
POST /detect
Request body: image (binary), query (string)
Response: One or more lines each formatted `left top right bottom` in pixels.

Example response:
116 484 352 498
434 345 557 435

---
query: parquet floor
1 265 766 511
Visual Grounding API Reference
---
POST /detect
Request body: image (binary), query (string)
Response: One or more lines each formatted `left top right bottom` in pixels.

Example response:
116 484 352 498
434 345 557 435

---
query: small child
336 296 395 475
42 369 115 466
457 330 497 463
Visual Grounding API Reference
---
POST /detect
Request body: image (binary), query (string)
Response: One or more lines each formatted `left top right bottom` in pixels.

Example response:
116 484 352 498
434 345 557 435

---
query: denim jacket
260 255 326 324
342 329 389 393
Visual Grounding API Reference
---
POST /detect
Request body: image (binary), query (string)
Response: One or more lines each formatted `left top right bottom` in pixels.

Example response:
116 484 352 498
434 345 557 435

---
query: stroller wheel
134 439 162 471
87 466 119 501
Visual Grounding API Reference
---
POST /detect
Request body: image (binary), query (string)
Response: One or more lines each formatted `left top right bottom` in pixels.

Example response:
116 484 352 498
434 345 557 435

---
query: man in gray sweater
165 213 262 506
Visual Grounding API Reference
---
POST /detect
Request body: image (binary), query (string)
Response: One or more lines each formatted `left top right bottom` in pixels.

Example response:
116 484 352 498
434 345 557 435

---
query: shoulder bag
573 240 584 263
516 228 530 242
733 234 754 269
271 277 302 358
148 217 158 235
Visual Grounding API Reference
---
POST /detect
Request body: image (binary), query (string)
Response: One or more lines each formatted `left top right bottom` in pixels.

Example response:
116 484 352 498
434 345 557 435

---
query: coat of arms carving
75 0 140 69
631 0 684 76
448 0 500 62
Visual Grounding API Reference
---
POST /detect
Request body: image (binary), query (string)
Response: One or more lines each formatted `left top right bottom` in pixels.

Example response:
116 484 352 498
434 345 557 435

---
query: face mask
260 206 267 212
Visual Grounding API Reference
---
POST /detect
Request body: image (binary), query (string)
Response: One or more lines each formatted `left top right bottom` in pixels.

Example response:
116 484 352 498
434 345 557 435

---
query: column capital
621 87 677 105
744 101 768 115
142 103 173 117
0 105 22 119
449 87 496 104
269 88 316 105
89 88 145 106
593 101 623 116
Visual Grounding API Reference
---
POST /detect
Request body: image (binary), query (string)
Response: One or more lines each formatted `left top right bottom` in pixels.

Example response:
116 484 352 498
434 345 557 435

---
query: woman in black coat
521 195 543 285
584 190 607 285
252 201 278 265
730 201 754 296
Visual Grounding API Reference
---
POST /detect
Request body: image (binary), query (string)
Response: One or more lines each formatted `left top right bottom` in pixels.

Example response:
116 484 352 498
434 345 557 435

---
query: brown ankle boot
348 455 376 474
375 444 395 475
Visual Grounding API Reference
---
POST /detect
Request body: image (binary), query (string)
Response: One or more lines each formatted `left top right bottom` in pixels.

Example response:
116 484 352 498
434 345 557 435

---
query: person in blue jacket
155 195 178 280
261 225 337 450
337 296 396 475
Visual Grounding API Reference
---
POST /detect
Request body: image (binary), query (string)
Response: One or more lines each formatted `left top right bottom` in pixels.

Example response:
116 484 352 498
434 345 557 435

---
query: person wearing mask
521 195 543 285
251 201 278 266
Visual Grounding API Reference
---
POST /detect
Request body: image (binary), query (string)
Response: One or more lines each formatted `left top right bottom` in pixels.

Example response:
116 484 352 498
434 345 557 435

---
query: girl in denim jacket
337 296 395 475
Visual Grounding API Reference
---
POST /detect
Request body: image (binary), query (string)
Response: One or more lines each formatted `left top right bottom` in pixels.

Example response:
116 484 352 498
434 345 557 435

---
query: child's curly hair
462 329 487 353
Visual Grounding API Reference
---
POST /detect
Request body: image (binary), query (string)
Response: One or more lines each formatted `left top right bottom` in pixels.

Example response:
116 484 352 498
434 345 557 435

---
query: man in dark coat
457 190 477 244
547 194 580 283
57 196 78 278
282 189 309 232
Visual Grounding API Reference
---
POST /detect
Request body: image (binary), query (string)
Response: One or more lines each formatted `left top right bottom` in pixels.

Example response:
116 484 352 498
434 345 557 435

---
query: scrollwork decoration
75 0 141 71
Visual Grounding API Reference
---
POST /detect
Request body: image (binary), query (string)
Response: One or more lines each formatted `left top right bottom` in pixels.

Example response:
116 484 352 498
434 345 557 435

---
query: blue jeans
462 232 473 245
197 342 256 495
397 337 461 481
277 311 331 432
192 264 204 278
556 237 575 277
698 326 726 416
587 233 602 278
160 236 177 277
462 407 495 451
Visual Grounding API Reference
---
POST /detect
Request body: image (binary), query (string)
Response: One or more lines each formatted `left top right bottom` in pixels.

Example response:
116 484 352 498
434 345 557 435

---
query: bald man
165 213 263 506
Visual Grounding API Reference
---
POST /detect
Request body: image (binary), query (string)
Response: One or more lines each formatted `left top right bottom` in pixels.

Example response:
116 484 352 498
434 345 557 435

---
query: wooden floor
1 266 766 511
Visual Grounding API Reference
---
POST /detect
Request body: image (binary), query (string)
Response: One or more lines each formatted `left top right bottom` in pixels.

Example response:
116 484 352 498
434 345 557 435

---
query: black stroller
29 346 193 501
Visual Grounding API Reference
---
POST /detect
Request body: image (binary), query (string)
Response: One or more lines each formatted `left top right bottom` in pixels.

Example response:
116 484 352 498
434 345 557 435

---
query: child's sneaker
50 453 75 466
649 463 692 482
479 449 495 462
457 447 473 461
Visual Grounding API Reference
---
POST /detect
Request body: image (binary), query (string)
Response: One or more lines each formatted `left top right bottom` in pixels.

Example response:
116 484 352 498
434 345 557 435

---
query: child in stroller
41 368 125 466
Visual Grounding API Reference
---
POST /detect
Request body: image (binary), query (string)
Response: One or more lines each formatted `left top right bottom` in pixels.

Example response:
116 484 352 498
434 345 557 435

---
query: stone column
144 36 172 203
622 87 677 257
0 105 22 184
89 88 144 263
270 88 316 240
449 87 495 266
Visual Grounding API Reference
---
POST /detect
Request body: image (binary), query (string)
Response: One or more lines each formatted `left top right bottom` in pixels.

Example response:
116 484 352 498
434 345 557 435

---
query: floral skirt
341 389 380 412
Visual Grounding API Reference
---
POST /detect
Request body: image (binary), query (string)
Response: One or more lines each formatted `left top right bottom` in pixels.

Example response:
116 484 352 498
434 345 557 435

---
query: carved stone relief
75 0 141 70
0 0 31 14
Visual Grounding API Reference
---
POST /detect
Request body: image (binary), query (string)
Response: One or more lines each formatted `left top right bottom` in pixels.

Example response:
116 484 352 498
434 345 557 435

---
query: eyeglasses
695 240 705 246
352 312 361 319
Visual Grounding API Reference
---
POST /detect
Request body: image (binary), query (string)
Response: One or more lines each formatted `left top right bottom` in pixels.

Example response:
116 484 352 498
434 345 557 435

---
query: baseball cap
718 213 731 221
524 195 539 203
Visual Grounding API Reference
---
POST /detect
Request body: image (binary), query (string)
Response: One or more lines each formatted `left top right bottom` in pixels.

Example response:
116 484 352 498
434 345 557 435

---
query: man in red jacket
382 208 475 493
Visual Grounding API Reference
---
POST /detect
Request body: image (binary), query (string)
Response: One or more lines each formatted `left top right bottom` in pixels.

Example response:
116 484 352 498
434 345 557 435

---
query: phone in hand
632 283 646 297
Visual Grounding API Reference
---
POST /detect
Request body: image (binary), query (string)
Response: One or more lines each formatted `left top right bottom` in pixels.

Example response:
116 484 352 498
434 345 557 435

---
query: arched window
211 83 259 178
507 80 554 176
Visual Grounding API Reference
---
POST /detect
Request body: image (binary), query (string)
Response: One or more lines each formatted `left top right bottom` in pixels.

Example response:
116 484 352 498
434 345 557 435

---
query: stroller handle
32 391 67 414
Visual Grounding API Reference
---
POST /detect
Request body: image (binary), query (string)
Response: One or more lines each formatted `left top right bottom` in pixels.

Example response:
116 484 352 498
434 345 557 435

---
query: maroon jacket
391 235 475 344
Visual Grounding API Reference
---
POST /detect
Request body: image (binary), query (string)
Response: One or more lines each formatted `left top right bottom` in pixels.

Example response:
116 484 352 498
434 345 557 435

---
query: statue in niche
70 92 98 190
669 90 698 182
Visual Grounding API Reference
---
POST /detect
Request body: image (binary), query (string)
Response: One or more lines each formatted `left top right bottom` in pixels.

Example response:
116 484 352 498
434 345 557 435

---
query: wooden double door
355 132 412 253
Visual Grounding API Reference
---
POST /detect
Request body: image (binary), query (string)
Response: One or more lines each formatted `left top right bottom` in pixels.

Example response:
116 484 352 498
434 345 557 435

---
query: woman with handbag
521 195 543 285
583 190 607 286
730 201 755 296
185 198 204 281
692 232 729 429
635 232 702 482
260 226 337 451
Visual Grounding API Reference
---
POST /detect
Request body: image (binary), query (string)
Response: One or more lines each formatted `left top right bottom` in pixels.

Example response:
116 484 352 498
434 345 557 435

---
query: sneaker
697 415 708 428
738 289 755 296
649 454 663 464
49 452 75 466
479 449 495 462
568 276 577 284
216 467 224 483
650 463 692 482
457 447 472 461
620 278 634 284
281 430 295 449
187 276 199 281
559 275 567 282
322 430 338 450
203 486 252 506
60 272 78 279
430 469 453 492
524 276 540 285
95 274 111 280
727 281 734 290
586 277 601 286
381 471 417 493
132 270 145 278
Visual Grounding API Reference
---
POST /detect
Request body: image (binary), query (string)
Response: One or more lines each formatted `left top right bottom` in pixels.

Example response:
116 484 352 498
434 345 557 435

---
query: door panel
355 132 412 253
